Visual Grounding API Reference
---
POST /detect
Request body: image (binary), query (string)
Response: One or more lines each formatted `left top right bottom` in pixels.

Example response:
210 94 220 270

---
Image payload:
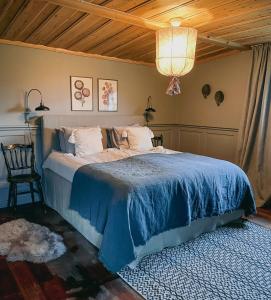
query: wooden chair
0 143 45 210
152 134 163 147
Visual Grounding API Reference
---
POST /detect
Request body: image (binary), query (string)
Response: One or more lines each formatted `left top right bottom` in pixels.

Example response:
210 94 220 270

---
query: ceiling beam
47 0 168 31
47 0 249 51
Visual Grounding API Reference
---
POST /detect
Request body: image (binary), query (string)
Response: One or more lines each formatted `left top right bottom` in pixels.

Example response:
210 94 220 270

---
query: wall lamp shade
35 103 49 111
156 20 197 95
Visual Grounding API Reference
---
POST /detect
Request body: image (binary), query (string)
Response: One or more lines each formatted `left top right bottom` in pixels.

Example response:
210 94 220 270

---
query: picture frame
98 78 118 112
70 76 93 111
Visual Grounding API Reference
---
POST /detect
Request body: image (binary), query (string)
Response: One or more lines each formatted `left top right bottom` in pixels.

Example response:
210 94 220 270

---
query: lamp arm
24 88 43 123
26 89 43 108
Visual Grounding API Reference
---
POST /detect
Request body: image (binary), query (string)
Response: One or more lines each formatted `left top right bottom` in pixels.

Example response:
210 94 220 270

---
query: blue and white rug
119 221 271 300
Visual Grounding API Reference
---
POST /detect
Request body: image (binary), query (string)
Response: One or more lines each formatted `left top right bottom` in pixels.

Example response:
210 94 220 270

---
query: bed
41 115 256 272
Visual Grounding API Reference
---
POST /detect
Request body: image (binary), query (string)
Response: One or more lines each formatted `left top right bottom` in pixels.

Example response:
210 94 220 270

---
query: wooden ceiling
0 0 270 66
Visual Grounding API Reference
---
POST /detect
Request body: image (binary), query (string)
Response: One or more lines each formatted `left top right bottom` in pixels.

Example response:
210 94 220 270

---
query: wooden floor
0 204 270 300
0 204 143 300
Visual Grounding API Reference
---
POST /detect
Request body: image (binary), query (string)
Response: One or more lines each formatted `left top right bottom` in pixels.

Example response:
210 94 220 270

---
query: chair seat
8 172 41 183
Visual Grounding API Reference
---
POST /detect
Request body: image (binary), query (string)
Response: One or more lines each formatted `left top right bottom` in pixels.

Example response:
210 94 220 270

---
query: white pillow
68 127 103 157
126 127 154 150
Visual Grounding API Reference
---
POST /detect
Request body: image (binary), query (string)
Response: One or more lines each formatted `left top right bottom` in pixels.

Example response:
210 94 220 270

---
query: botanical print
98 79 118 111
71 76 93 111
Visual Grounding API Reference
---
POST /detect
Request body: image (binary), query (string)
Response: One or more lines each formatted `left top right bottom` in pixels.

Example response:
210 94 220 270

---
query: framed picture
98 79 118 112
70 76 93 111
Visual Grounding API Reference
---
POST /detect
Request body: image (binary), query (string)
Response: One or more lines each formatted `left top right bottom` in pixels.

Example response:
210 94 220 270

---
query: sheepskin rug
0 218 66 263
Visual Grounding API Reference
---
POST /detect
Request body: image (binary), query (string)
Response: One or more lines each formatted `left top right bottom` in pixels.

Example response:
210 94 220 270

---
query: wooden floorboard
8 262 47 300
0 204 270 300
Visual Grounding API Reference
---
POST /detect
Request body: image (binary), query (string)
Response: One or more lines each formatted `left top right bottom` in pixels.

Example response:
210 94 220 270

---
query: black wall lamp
24 89 49 123
144 96 156 126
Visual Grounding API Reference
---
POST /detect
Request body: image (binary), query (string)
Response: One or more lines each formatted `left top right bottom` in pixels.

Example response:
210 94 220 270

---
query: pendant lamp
156 19 197 95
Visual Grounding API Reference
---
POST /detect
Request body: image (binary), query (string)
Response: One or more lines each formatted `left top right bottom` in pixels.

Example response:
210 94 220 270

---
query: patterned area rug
119 221 271 300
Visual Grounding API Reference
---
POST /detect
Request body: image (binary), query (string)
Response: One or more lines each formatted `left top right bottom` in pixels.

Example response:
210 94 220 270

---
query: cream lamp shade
156 19 197 95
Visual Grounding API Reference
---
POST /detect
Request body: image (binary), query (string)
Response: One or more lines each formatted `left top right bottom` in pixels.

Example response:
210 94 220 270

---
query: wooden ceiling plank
105 31 153 56
0 0 28 35
196 47 230 59
25 5 63 43
234 33 271 44
198 11 271 37
46 0 112 45
191 1 271 30
1 0 29 37
50 15 109 49
197 49 239 64
0 38 155 67
134 49 155 60
88 27 149 54
70 21 129 52
4 0 48 40
42 10 85 45
86 25 133 52
26 6 86 45
67 0 155 53
116 36 155 59
149 0 235 23
243 36 271 45
0 0 15 25
47 12 89 46
128 0 194 19
218 25 271 40
16 2 58 41
48 0 151 45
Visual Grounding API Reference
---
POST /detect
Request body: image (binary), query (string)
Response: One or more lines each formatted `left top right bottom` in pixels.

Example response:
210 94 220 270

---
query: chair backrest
0 143 35 176
152 134 163 147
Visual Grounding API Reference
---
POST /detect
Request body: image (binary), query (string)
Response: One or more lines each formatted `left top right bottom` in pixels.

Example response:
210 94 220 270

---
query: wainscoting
150 124 239 163
0 125 40 208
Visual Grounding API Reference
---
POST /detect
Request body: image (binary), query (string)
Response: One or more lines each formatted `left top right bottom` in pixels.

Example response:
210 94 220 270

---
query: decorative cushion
112 127 130 149
126 127 154 150
68 127 103 157
56 127 75 154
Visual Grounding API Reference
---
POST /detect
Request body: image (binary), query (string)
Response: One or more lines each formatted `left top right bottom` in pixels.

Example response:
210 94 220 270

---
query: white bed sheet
43 146 177 182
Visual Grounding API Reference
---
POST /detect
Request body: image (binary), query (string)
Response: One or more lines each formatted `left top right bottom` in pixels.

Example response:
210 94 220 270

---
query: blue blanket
70 153 255 271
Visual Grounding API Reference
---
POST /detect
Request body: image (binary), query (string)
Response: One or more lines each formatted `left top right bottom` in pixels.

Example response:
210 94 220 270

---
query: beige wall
175 51 252 129
0 44 177 125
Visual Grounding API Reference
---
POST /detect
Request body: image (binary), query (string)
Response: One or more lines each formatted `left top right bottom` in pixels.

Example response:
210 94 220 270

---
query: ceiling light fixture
156 18 197 95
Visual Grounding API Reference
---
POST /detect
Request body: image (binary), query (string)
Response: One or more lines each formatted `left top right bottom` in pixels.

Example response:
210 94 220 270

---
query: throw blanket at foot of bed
70 153 256 272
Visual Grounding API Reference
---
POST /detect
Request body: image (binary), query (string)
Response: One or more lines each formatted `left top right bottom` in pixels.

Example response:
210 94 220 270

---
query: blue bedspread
70 153 256 271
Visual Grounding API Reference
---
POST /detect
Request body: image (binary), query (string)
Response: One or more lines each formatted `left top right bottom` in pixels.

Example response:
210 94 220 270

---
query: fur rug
0 218 66 263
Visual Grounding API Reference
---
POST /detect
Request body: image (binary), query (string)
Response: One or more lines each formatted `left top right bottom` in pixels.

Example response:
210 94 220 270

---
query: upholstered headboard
41 114 145 160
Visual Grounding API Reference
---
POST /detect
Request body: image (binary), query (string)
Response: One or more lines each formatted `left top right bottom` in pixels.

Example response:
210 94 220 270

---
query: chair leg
7 183 12 208
36 180 46 213
12 183 17 211
30 182 35 204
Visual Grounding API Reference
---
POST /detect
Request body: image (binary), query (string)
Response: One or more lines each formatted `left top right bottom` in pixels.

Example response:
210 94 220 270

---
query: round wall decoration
215 91 224 106
202 84 211 98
